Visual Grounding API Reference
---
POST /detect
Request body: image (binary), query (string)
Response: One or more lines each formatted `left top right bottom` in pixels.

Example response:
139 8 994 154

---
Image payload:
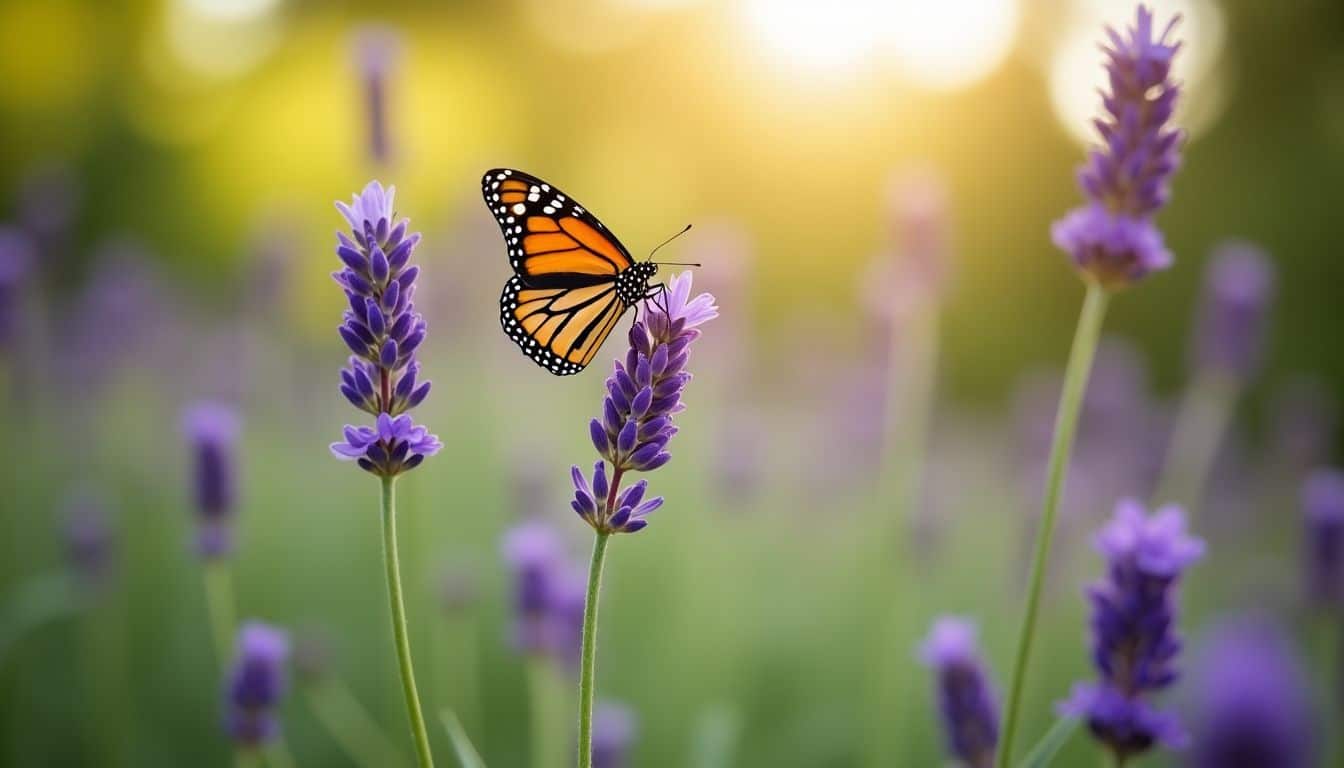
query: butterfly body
483 168 659 375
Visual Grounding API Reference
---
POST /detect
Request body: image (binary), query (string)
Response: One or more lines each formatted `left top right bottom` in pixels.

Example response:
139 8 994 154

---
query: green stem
995 283 1110 768
306 679 407 767
203 559 237 669
576 532 611 768
1152 368 1239 511
380 476 435 768
529 657 562 768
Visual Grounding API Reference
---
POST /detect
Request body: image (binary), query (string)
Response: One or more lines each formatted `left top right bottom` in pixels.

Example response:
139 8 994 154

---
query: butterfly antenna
647 224 697 264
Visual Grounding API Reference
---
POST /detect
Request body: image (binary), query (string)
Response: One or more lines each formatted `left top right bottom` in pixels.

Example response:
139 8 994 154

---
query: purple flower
225 622 290 747
1053 6 1184 289
918 617 999 768
352 27 400 165
862 170 952 321
63 492 114 590
501 520 568 655
1187 618 1318 768
329 181 440 476
577 272 715 535
0 228 34 350
183 403 240 559
1271 376 1338 474
1192 242 1274 379
1059 499 1204 761
1302 469 1344 606
592 701 638 768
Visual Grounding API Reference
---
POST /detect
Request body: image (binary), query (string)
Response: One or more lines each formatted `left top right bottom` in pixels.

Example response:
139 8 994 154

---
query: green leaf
440 710 487 768
1018 716 1080 768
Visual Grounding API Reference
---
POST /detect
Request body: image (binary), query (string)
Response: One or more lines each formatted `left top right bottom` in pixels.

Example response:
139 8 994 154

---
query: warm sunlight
883 0 1020 90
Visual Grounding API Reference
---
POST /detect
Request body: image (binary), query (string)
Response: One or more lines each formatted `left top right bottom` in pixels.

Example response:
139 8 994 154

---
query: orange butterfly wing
482 169 634 375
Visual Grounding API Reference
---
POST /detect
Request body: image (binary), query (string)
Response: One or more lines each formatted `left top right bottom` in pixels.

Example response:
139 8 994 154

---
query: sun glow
739 0 1020 89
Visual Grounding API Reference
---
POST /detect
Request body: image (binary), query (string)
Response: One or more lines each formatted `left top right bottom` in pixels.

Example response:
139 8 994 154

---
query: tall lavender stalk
997 7 1186 766
1155 242 1274 509
328 181 440 767
183 402 241 666
1058 500 1203 765
919 617 1000 768
569 272 716 767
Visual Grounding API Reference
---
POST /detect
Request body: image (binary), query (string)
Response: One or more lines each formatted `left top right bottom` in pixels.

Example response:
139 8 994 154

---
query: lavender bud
183 403 240 560
919 617 999 768
1193 242 1274 379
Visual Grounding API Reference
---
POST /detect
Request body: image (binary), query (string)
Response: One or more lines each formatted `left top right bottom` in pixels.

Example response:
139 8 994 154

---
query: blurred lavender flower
502 520 568 655
862 170 952 322
292 629 332 685
1271 376 1338 474
1302 469 1344 607
1192 242 1274 379
352 27 401 165
1059 500 1204 761
1052 6 1184 289
225 622 290 747
1187 618 1317 768
63 492 114 590
15 163 80 276
329 181 440 476
183 403 240 559
437 563 479 616
592 702 638 768
919 617 999 768
575 272 716 534
0 228 33 350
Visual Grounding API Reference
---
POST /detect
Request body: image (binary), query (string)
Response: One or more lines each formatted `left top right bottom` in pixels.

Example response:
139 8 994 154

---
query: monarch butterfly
482 168 691 376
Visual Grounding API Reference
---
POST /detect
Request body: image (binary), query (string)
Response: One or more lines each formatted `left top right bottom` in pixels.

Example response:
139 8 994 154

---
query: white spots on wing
511 203 526 215
543 206 555 215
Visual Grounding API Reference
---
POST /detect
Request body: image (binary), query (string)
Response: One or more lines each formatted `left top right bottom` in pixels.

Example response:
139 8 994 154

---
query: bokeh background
0 0 1341 765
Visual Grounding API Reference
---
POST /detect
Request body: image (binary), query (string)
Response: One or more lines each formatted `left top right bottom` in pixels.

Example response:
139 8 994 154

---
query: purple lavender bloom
502 521 568 655
576 272 716 534
183 403 240 559
1052 6 1184 289
1302 469 1344 606
0 228 34 349
352 27 401 165
1059 499 1204 760
1272 377 1338 474
919 617 1000 768
225 622 290 747
63 492 114 590
329 182 440 476
592 702 638 768
1192 242 1274 379
1186 618 1318 768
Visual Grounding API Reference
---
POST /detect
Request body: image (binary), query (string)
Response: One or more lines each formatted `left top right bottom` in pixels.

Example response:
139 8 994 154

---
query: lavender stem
576 532 611 768
997 282 1110 768
380 476 434 767
203 560 237 668
1153 368 1239 511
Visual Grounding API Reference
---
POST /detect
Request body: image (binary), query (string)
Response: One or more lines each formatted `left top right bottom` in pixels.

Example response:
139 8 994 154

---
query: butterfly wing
482 169 634 375
499 275 627 375
481 168 635 287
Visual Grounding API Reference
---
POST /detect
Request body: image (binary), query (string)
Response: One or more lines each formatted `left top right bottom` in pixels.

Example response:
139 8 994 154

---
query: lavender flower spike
919 617 999 768
574 272 716 766
1188 618 1318 768
353 27 401 165
1058 499 1204 761
329 181 440 476
1052 6 1184 289
1192 242 1275 379
502 520 568 655
1302 468 1344 606
225 622 290 747
592 702 638 768
183 402 240 559
575 271 716 534
0 229 34 352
